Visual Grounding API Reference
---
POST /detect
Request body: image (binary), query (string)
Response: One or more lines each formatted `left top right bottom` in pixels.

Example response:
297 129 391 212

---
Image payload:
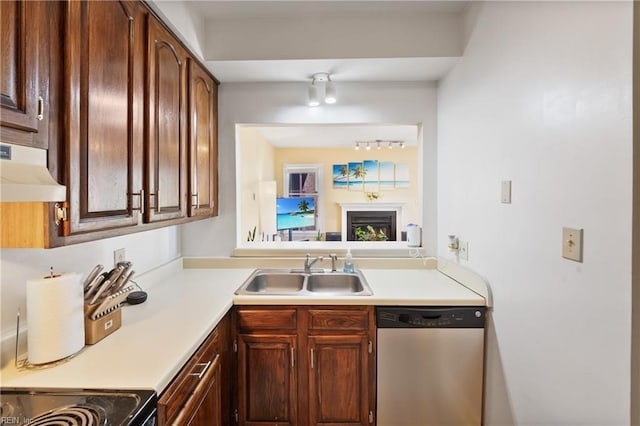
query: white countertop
0 262 485 393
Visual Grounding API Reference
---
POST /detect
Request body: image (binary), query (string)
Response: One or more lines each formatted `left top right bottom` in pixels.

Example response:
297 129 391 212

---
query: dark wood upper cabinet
0 0 49 148
145 16 188 223
187 59 218 218
1 0 219 248
63 0 145 236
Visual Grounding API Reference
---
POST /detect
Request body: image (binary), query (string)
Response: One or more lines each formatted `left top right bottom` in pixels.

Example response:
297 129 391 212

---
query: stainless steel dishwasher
376 306 486 426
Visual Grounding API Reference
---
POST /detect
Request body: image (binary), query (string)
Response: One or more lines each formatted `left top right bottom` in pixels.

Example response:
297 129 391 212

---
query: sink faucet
304 254 324 274
329 254 338 272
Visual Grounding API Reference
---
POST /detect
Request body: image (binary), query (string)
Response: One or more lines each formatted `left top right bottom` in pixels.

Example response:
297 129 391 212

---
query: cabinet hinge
233 339 238 353
369 410 374 424
54 203 67 225
368 340 373 354
234 408 239 423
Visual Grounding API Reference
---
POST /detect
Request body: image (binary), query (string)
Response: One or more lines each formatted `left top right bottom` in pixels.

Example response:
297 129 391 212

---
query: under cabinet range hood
0 143 66 202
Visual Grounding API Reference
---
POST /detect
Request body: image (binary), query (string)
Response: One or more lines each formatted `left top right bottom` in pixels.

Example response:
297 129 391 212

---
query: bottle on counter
343 249 355 273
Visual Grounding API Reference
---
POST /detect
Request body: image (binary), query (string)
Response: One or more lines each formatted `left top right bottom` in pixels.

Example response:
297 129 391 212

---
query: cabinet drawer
159 331 219 425
308 308 370 331
236 307 297 331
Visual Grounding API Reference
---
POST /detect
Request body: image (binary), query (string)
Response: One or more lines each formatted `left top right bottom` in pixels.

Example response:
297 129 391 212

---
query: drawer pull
189 361 211 379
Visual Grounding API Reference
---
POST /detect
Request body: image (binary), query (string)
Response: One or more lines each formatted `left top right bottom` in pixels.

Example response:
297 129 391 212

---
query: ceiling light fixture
353 140 407 150
307 72 337 107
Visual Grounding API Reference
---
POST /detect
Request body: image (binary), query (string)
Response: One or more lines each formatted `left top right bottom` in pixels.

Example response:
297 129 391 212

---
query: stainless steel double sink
234 269 373 296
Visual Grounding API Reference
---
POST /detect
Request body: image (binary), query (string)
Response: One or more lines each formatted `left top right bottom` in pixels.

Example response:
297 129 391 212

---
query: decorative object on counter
247 226 256 242
343 249 355 273
26 269 85 365
365 191 380 201
406 224 422 247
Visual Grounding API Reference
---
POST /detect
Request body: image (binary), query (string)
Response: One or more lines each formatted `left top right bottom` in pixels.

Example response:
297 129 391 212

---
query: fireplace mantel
338 202 406 242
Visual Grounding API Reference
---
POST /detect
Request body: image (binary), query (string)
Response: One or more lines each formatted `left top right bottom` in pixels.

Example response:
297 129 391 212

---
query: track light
307 82 320 107
307 72 337 106
353 140 407 150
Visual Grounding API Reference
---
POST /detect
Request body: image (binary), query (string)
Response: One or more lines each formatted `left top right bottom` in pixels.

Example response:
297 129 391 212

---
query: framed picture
379 162 394 190
363 160 379 192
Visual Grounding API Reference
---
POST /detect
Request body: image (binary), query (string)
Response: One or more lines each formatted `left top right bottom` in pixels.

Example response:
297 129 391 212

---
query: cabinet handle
191 193 199 209
131 189 145 214
310 348 314 369
149 192 159 212
189 361 212 380
37 96 44 121
291 347 295 368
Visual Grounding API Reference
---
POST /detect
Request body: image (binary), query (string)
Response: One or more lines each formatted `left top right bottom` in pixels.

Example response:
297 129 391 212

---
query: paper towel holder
14 309 85 370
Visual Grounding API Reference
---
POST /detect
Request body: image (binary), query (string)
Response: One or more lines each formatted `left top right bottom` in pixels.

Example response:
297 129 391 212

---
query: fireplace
338 202 406 242
347 211 396 241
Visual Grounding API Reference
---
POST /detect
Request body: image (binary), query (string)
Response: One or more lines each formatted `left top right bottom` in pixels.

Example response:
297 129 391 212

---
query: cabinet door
187 59 218 218
187 357 222 426
63 0 144 235
146 16 187 223
237 334 298 425
308 335 370 426
0 0 47 148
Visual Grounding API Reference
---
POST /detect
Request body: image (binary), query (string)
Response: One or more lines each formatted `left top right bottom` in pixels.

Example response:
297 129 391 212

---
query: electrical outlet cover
114 248 126 265
562 228 583 262
459 240 469 260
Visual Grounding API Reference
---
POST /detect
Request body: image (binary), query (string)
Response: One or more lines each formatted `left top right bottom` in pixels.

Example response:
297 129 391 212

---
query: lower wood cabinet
234 306 375 426
159 312 230 426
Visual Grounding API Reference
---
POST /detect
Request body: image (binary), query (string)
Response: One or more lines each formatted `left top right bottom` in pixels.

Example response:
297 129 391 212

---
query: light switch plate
562 227 583 262
501 180 512 204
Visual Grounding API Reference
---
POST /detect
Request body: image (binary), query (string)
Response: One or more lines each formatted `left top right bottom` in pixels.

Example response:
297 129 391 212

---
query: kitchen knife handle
190 361 211 380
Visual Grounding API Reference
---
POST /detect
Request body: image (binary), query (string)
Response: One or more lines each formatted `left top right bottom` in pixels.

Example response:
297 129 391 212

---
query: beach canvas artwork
348 162 364 191
379 162 395 190
363 160 379 192
395 163 410 188
333 164 348 189
332 161 410 191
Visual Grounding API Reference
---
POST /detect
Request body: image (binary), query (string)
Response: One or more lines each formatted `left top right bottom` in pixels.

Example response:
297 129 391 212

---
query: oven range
0 388 157 426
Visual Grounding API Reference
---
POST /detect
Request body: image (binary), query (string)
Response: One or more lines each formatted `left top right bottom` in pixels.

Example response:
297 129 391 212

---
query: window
283 164 322 231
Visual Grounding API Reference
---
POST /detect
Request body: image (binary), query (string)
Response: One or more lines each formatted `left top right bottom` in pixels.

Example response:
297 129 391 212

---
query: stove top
0 388 157 426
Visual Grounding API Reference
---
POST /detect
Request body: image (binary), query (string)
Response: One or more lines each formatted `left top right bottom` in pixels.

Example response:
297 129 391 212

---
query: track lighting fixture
353 140 407 150
307 72 337 107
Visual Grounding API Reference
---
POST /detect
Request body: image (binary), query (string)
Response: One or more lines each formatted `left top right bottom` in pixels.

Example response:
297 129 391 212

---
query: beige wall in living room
274 146 420 237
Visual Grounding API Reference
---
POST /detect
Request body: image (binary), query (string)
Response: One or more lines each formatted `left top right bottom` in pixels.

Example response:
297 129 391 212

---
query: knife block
84 303 122 345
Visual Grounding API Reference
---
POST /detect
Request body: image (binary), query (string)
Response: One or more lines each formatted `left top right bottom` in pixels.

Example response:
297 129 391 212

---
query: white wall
437 2 632 425
181 81 438 256
0 227 181 347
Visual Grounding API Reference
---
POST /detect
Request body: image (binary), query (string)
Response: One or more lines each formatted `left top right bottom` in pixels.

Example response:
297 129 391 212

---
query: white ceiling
156 1 455 147
187 1 469 20
247 124 419 148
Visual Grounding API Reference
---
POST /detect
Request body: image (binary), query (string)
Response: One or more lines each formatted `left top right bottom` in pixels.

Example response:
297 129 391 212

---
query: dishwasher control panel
376 306 486 328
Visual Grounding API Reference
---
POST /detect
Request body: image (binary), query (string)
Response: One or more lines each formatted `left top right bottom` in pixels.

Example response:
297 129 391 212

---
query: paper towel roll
26 272 85 364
